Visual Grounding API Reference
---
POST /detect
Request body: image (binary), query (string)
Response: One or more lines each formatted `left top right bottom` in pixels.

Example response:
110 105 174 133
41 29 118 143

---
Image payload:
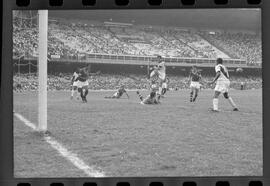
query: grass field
13 89 262 177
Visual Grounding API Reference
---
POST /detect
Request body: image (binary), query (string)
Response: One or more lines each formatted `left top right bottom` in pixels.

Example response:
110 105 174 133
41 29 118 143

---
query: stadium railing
14 53 259 67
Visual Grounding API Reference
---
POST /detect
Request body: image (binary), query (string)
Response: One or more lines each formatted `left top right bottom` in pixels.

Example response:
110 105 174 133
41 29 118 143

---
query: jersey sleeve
215 65 221 73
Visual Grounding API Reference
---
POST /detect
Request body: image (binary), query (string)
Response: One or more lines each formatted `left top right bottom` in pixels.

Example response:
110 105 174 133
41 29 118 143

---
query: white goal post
38 10 48 132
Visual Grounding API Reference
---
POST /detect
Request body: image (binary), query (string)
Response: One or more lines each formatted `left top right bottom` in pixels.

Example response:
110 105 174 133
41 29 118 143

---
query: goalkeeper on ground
105 85 129 99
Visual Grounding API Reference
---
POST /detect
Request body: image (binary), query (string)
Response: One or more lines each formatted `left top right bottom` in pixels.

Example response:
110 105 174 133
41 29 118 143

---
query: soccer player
137 91 160 105
150 55 166 98
77 67 89 103
70 68 80 100
188 65 202 102
208 58 239 112
76 65 101 103
105 85 129 99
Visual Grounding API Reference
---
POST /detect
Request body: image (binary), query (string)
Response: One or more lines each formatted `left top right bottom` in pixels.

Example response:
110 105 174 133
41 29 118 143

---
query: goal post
38 10 48 132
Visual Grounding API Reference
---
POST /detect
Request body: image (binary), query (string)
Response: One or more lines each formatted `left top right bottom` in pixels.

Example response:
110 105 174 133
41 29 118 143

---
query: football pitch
13 89 262 177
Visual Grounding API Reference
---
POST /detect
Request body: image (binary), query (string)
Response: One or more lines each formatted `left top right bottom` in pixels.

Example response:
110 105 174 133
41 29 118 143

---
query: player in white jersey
70 68 80 100
150 55 166 98
208 58 238 112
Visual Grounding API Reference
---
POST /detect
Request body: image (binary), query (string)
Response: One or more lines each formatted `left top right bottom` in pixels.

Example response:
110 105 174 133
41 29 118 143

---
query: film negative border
9 0 264 9
1 0 269 186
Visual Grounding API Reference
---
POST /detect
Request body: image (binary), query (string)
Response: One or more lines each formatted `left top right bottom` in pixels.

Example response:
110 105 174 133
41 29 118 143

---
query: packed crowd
200 31 262 64
13 17 261 64
13 73 262 92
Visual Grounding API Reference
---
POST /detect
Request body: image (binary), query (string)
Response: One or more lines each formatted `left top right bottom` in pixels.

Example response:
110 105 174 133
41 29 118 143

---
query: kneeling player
208 58 238 112
105 85 129 99
189 65 201 102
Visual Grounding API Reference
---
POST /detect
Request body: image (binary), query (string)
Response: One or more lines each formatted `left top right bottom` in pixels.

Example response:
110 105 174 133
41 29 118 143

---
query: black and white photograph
13 9 262 177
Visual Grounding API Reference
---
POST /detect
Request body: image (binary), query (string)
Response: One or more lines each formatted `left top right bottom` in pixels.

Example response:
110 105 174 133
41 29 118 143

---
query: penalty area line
14 112 106 177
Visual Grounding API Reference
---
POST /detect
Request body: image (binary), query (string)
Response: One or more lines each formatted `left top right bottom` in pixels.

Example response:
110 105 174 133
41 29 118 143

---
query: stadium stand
13 17 262 64
199 31 262 64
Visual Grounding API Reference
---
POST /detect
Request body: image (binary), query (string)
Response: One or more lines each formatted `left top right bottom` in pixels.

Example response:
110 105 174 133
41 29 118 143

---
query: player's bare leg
71 86 78 100
80 86 88 103
83 87 89 103
193 88 199 102
71 86 75 99
223 92 238 111
212 91 221 112
161 88 166 96
190 88 194 102
136 91 144 101
157 80 163 99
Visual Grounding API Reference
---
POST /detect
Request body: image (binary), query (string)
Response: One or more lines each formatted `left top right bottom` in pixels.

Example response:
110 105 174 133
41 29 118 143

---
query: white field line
14 112 106 177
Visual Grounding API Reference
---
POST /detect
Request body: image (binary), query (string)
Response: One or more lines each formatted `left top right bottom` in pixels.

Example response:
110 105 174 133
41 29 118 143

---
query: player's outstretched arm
209 71 221 85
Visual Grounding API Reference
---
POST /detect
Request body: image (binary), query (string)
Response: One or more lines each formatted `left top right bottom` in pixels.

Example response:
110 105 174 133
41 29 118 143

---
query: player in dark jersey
105 85 129 99
77 67 89 103
188 65 202 102
76 65 100 103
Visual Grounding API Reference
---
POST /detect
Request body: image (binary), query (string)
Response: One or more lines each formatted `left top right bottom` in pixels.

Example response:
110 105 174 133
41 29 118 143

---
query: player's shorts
72 81 78 87
77 80 89 88
214 80 230 93
190 81 201 89
162 82 167 89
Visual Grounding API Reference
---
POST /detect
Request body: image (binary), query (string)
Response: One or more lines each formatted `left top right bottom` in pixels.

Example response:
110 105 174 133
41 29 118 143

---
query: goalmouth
38 10 48 132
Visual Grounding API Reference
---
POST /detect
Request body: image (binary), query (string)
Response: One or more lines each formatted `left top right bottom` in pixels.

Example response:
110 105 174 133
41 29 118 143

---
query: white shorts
77 80 89 88
113 92 119 97
214 80 230 93
72 81 78 87
162 82 167 89
190 81 201 89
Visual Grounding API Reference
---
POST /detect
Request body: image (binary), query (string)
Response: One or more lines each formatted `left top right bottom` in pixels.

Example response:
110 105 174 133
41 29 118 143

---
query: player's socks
71 89 74 97
190 91 193 102
228 97 238 110
213 98 219 111
158 87 162 95
162 88 167 95
193 94 198 102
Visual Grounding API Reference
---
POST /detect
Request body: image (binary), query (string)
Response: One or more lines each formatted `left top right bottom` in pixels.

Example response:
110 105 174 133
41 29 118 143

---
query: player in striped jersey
208 58 239 112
